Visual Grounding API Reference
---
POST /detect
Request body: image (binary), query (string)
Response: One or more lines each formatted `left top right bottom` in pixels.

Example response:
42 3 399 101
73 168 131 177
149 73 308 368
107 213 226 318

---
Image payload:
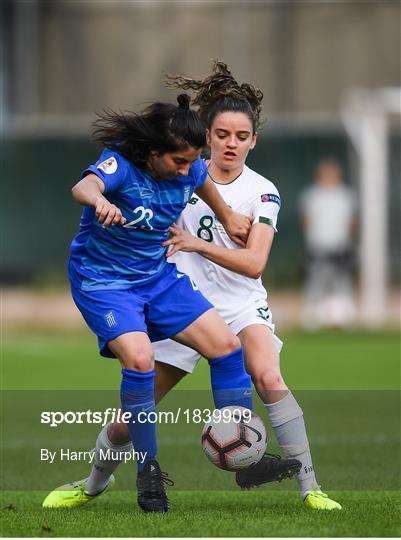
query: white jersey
171 164 281 322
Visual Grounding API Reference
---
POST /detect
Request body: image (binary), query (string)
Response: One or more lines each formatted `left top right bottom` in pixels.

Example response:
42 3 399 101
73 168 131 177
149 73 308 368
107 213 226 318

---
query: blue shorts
70 263 213 358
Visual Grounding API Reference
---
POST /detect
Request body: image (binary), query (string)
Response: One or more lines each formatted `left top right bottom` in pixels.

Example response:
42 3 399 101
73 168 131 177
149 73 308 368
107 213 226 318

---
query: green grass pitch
2 328 400 537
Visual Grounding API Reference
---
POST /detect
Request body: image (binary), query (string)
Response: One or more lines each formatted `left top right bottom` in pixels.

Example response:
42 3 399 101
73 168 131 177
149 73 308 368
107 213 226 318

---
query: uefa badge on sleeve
97 157 118 175
260 193 281 206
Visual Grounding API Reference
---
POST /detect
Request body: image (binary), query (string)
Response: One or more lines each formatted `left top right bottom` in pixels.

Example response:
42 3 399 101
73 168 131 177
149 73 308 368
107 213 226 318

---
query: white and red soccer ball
201 406 267 471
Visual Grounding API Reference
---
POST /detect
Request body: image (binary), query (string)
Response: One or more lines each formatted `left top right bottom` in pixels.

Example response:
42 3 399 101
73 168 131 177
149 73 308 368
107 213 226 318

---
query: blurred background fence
1 0 400 327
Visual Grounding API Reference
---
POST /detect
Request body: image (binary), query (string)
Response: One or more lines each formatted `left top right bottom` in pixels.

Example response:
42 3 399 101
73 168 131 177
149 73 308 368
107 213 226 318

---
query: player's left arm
164 222 274 279
195 177 253 247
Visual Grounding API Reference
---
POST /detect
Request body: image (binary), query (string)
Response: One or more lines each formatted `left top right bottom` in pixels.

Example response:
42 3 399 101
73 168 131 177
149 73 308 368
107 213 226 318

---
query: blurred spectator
299 158 357 329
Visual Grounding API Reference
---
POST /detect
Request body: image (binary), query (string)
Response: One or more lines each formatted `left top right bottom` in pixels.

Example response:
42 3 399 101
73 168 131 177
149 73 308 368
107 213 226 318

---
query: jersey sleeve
190 158 208 190
81 149 128 194
252 186 281 232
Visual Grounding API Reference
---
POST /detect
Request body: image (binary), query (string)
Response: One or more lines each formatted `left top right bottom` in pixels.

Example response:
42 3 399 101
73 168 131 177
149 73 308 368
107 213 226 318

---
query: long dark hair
165 61 263 133
92 94 206 169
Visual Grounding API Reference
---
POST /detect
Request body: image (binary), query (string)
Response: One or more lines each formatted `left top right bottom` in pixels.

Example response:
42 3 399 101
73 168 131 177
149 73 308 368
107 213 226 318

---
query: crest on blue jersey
183 186 191 204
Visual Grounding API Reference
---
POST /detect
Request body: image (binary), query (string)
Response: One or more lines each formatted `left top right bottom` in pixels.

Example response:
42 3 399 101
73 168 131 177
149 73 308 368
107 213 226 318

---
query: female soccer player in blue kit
63 94 261 513
43 89 304 512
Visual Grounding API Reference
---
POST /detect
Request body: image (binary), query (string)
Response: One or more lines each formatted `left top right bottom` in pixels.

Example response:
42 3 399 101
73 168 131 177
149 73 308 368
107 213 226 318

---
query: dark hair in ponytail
92 94 205 169
166 61 263 133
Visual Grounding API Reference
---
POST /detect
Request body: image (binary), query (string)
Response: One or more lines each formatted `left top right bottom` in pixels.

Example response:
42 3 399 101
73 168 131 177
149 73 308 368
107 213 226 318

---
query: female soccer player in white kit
43 62 341 511
160 63 341 510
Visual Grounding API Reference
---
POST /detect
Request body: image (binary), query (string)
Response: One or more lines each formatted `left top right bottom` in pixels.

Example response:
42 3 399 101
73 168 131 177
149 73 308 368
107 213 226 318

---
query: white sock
85 423 132 495
265 392 319 499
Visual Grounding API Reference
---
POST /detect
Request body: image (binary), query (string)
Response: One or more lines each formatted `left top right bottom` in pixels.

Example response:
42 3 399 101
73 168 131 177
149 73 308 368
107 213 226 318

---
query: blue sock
208 347 253 410
120 368 157 472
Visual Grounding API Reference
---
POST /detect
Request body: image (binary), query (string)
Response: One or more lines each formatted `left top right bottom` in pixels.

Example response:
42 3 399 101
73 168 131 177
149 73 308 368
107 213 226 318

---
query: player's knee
254 368 285 392
122 350 154 372
220 334 241 355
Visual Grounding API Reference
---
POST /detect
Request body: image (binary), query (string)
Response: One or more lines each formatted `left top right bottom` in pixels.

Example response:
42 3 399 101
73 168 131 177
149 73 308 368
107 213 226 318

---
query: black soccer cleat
136 459 174 513
235 453 302 489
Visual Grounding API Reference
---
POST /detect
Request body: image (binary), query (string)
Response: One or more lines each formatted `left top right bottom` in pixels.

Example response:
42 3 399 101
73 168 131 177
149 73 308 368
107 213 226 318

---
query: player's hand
222 211 253 247
95 197 127 228
163 224 202 257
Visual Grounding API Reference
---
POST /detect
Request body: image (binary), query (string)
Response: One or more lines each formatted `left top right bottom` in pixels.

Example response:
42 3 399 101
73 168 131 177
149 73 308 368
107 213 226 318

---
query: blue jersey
69 149 207 291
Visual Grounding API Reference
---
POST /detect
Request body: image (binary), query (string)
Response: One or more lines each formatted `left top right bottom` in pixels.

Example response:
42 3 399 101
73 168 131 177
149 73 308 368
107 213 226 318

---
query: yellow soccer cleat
303 490 342 510
42 475 115 509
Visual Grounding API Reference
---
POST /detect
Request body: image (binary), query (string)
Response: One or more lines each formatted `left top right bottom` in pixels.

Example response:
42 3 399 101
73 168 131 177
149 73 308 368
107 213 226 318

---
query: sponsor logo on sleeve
97 156 118 175
260 193 281 206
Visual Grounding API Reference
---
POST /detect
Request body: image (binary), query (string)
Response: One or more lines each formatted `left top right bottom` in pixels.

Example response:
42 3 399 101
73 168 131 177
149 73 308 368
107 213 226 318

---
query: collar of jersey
207 165 246 186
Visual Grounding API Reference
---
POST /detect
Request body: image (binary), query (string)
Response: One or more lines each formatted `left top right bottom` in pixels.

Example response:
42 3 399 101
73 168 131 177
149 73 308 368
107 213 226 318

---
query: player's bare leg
237 324 341 509
173 308 255 411
174 309 300 485
172 308 240 358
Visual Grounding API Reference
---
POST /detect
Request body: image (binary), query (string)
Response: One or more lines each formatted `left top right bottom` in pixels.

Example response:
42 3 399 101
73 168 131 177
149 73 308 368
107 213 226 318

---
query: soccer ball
201 406 267 471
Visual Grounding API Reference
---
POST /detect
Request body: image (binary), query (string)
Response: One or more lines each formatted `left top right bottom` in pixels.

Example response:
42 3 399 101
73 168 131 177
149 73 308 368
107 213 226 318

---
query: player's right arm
71 173 126 228
164 222 273 279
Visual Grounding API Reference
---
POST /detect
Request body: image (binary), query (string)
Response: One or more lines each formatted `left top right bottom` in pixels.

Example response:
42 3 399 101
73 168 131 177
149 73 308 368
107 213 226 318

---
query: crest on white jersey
97 156 117 175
